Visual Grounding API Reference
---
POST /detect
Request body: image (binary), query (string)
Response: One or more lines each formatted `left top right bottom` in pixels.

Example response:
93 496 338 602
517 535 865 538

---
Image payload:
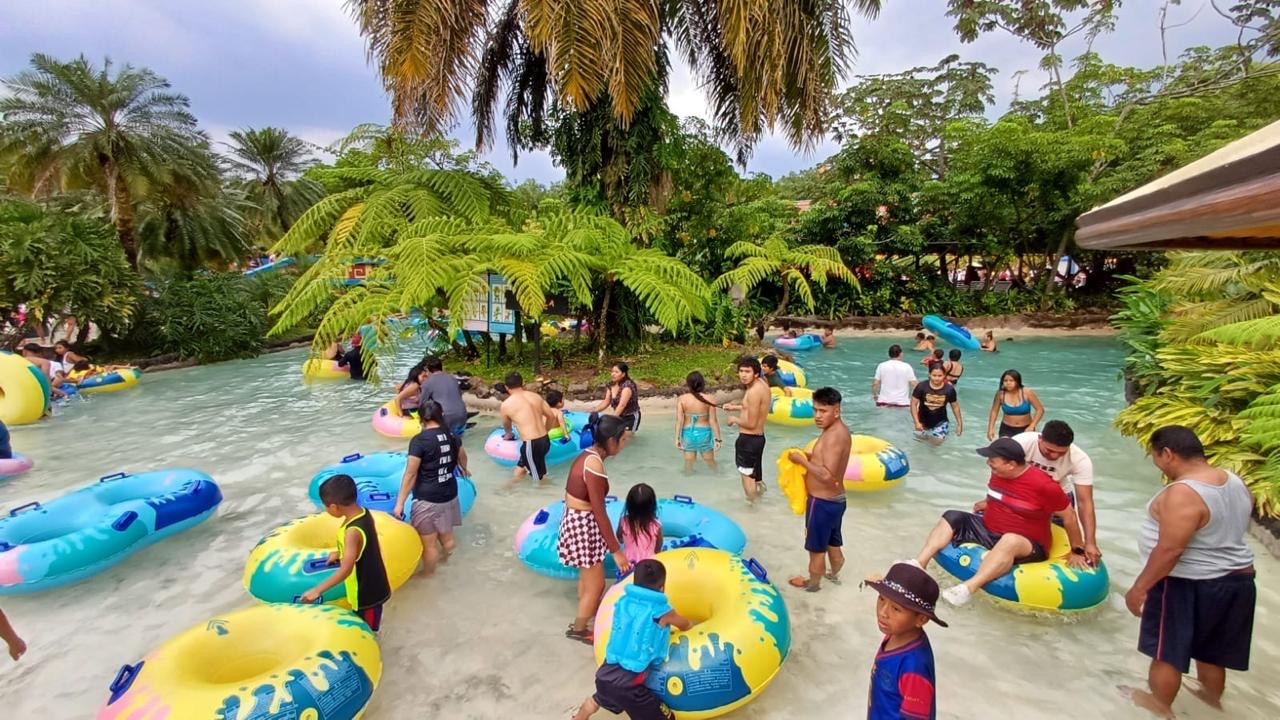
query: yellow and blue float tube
766 386 814 427
0 352 50 425
935 524 1111 612
593 548 790 719
96 603 382 720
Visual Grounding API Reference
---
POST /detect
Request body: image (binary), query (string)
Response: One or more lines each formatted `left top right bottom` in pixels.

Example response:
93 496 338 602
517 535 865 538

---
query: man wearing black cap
912 437 1088 606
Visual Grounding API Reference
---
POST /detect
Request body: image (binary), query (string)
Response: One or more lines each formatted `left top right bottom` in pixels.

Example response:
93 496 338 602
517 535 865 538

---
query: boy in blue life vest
573 558 694 720
863 561 947 720
300 474 391 632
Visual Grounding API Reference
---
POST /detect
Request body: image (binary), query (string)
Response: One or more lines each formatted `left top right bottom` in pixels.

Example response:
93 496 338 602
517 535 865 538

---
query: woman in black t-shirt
911 363 964 446
394 401 470 576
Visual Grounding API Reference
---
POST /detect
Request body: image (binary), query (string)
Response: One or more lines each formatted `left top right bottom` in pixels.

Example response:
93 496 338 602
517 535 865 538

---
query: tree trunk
774 280 792 317
75 322 92 346
937 251 948 281
530 322 544 375
497 331 507 360
513 311 524 362
460 328 481 359
104 161 140 269
596 278 615 366
1042 229 1073 310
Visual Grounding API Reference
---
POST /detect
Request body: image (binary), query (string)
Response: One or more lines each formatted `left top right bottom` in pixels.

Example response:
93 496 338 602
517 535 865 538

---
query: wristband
1071 547 1085 555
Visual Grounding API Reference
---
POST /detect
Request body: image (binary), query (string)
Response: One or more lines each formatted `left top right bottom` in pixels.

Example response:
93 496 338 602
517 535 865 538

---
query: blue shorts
804 495 846 553
681 426 714 454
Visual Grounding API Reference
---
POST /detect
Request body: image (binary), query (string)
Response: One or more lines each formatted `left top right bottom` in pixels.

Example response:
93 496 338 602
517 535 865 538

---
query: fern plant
714 235 858 317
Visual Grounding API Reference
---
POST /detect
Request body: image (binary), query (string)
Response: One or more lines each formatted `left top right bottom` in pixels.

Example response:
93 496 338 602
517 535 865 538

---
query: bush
99 272 290 363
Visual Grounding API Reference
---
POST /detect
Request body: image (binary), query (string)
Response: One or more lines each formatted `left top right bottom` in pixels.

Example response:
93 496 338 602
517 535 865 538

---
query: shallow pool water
2 335 1277 719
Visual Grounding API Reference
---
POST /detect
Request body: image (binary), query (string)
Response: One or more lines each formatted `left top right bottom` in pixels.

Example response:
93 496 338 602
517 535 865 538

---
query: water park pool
1 335 1277 718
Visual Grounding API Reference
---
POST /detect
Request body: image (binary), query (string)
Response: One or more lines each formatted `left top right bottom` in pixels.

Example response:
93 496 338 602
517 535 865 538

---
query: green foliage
0 197 140 344
223 127 325 248
715 234 859 316
103 273 277 363
1113 254 1280 515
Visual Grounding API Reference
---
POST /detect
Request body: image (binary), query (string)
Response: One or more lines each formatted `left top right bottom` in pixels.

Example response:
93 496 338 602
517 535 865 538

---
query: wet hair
54 341 68 351
402 362 425 389
685 371 717 407
424 356 443 373
915 332 925 340
888 344 903 358
1041 420 1074 446
545 389 564 407
926 335 935 341
1150 425 1206 460
623 483 658 547
633 558 667 591
505 371 524 388
22 343 45 355
1000 369 1024 389
419 399 445 426
73 359 91 371
932 349 944 362
948 349 962 361
928 362 947 376
761 355 779 371
812 387 842 406
737 356 762 376
594 414 627 450
319 474 358 506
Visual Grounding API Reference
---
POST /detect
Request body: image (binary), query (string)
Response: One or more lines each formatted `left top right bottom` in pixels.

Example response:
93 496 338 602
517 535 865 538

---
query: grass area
451 339 743 389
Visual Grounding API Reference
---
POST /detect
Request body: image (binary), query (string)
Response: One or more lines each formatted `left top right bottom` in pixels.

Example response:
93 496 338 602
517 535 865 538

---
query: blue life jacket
605 584 674 672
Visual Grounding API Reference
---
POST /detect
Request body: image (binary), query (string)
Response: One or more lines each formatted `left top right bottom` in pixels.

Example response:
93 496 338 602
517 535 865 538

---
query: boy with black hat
864 562 947 719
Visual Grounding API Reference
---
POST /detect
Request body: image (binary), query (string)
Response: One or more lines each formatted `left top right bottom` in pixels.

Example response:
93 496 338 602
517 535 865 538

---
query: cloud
0 0 1245 184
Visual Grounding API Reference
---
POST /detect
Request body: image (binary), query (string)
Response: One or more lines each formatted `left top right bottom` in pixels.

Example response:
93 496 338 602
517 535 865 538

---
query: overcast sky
0 1 1240 183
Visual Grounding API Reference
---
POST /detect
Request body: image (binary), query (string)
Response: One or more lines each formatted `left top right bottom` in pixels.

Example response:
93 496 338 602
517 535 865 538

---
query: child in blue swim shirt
864 561 948 719
573 558 694 720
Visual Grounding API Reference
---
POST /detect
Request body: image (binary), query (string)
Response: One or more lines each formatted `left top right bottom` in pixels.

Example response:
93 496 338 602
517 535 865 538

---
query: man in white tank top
1123 426 1255 719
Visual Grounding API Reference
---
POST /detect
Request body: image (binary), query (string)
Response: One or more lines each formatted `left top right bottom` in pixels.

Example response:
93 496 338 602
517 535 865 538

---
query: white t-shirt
1013 432 1094 492
874 359 917 406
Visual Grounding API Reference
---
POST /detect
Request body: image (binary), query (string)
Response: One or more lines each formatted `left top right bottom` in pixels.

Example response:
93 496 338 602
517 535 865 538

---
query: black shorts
620 412 641 433
593 664 673 720
942 510 1047 564
735 434 766 482
998 421 1028 438
517 435 551 481
1139 572 1256 673
805 495 846 553
357 604 384 632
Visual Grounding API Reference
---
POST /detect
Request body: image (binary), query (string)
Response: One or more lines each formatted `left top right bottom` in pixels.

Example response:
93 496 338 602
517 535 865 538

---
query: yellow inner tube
376 400 421 439
775 434 909 513
243 511 422 608
302 358 349 380
766 386 814 427
0 353 49 425
594 548 790 719
97 604 381 719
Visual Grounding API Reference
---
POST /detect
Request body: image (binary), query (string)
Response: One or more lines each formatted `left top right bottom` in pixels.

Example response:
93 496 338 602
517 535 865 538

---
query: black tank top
339 510 390 610
610 378 640 416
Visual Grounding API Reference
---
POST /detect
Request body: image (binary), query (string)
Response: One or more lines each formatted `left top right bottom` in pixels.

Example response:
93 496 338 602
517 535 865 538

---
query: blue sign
463 273 516 335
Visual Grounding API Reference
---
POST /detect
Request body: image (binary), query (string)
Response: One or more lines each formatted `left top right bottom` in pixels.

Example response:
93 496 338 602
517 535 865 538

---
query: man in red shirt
911 437 1089 606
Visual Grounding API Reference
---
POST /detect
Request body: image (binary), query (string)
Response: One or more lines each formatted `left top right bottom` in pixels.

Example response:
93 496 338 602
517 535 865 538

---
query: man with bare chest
724 357 771 503
786 387 852 592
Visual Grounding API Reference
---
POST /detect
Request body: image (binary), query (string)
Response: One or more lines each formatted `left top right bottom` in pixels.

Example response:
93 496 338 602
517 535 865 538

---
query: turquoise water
1 335 1276 718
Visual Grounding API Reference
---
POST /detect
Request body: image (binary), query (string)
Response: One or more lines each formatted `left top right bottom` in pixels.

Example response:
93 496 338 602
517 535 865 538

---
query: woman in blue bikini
674 371 722 472
986 369 1045 440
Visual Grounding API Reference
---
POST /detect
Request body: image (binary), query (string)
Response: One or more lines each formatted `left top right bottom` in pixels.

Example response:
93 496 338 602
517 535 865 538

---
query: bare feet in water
1117 685 1174 719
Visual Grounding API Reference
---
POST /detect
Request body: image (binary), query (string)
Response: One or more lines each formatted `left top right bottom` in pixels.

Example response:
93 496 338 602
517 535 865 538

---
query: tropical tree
0 196 139 347
715 234 857 318
223 127 325 248
348 0 882 161
0 54 211 268
137 179 253 276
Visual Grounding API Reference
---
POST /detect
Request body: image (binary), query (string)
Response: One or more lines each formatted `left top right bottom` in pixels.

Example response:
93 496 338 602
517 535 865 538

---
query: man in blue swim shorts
786 387 853 592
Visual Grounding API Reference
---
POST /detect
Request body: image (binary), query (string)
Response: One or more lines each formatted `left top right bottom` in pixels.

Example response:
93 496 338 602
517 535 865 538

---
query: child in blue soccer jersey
864 562 947 719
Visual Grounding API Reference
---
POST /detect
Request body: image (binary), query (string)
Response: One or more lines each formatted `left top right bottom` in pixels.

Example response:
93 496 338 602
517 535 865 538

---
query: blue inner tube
0 469 222 594
921 314 981 351
309 451 476 521
516 495 747 580
773 334 822 351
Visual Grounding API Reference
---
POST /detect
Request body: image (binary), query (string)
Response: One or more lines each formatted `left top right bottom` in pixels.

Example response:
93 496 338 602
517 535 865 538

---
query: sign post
462 274 516 367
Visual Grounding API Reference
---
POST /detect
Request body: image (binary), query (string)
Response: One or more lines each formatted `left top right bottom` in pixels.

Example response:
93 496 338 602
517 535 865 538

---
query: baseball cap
975 437 1025 463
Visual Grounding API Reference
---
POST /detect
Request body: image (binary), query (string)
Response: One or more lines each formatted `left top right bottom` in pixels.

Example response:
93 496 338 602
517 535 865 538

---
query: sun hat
864 562 948 627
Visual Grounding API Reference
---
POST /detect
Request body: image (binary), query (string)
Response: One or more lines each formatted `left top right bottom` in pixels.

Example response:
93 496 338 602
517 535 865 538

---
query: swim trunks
942 510 1047 564
1138 571 1256 673
517 435 551 481
621 412 642 433
735 434 766 481
593 664 674 720
805 495 846 553
409 497 462 536
357 603 384 632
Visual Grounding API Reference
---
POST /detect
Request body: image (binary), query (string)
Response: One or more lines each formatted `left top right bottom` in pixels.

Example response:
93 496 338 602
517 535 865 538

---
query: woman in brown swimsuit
560 415 632 643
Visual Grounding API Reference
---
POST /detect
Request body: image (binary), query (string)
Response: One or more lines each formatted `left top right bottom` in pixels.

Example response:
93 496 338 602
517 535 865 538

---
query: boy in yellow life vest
300 474 391 631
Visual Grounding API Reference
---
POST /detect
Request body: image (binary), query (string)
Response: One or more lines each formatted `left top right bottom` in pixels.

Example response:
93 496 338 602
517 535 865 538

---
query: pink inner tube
484 432 521 463
0 453 34 480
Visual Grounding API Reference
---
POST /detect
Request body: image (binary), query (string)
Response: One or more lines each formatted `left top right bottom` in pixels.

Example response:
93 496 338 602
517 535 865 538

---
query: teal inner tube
922 314 981 351
308 451 477 521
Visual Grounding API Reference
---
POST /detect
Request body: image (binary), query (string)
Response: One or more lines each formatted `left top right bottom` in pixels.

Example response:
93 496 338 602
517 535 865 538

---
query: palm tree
0 54 210 268
347 0 881 160
715 235 857 317
223 127 325 247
